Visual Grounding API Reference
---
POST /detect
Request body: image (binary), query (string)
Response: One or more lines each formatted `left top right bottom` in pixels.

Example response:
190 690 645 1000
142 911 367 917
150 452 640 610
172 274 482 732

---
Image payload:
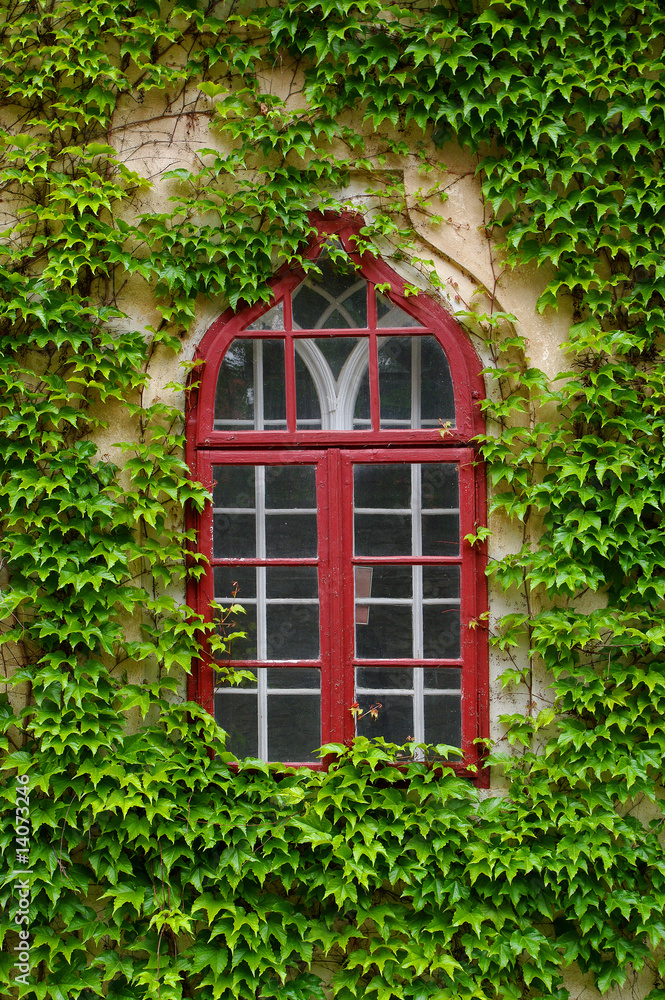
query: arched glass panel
292 242 367 330
376 292 424 328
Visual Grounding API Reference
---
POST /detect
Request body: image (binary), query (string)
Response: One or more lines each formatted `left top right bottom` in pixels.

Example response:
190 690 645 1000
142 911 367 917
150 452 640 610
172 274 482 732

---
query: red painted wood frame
186 214 489 783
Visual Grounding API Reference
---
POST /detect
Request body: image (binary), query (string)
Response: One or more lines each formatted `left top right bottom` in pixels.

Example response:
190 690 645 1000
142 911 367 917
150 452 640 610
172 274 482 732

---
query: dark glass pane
267 694 321 761
355 565 412 600
245 302 284 331
265 465 316 508
356 667 414 690
214 566 257 600
421 464 458 509
265 514 317 558
422 513 459 557
424 668 461 690
266 566 318 599
424 695 461 747
213 513 255 558
213 466 255 509
356 604 412 659
215 692 258 757
355 514 411 556
292 244 367 330
266 604 319 659
423 606 461 659
214 339 254 424
324 308 350 329
354 464 411 509
266 668 320 689
378 337 411 423
353 367 371 427
295 350 322 429
376 293 423 328
357 695 413 744
421 336 455 423
223 604 257 660
262 340 287 426
422 566 460 599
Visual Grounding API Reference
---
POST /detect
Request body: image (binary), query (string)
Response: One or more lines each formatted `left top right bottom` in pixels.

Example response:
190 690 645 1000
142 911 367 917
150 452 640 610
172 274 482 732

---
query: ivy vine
1 1 665 999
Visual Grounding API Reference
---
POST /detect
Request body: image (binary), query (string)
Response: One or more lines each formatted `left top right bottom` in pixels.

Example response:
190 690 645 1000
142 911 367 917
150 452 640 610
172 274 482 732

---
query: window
187 216 487 777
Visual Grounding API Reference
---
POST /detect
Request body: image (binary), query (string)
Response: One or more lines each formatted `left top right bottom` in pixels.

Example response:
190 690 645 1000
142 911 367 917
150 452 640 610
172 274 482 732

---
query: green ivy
1 1 665 998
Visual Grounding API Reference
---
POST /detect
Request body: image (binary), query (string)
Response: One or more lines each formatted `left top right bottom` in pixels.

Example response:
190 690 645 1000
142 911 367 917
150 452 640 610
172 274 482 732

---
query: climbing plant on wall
1 0 665 998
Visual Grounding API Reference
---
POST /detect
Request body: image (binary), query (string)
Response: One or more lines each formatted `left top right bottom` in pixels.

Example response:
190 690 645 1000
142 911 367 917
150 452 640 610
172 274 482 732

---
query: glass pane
354 464 411 509
214 512 255 558
213 466 255 509
263 340 287 428
267 694 321 760
424 695 461 747
214 565 257 600
377 292 424 328
223 604 257 659
265 514 317 558
245 301 284 331
315 337 361 380
214 339 254 426
422 566 460 599
292 243 367 330
378 337 411 425
266 566 318 599
423 606 461 659
354 514 411 557
422 513 459 557
424 668 461 690
214 339 286 430
266 604 319 659
265 465 316 508
295 350 322 429
356 667 413 690
421 464 458 509
356 695 413 744
421 336 454 424
266 668 320 689
356 604 412 659
215 692 258 757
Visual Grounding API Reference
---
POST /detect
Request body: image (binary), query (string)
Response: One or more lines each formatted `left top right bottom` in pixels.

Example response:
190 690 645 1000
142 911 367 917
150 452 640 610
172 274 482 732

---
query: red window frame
186 214 488 782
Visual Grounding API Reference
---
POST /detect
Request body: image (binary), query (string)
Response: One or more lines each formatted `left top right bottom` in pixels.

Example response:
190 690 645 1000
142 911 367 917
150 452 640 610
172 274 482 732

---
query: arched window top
192 218 485 446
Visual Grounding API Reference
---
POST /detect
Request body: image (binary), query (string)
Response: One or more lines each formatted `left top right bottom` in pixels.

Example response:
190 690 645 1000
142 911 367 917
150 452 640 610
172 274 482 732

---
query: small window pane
263 340 287 427
424 668 461 691
213 466 255 508
265 465 316 508
295 350 322 430
214 512 256 558
215 692 258 758
356 667 414 690
266 566 318 599
222 604 257 659
245 301 284 331
423 606 461 659
266 604 319 659
377 292 424 328
214 565 257 600
356 604 412 659
354 514 412 557
378 337 411 424
268 694 321 761
354 464 411 509
355 565 412 600
292 244 367 330
356 695 413 745
353 368 371 428
422 566 460 599
266 514 317 558
422 513 459 557
424 695 461 747
421 464 458 509
266 668 320 689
